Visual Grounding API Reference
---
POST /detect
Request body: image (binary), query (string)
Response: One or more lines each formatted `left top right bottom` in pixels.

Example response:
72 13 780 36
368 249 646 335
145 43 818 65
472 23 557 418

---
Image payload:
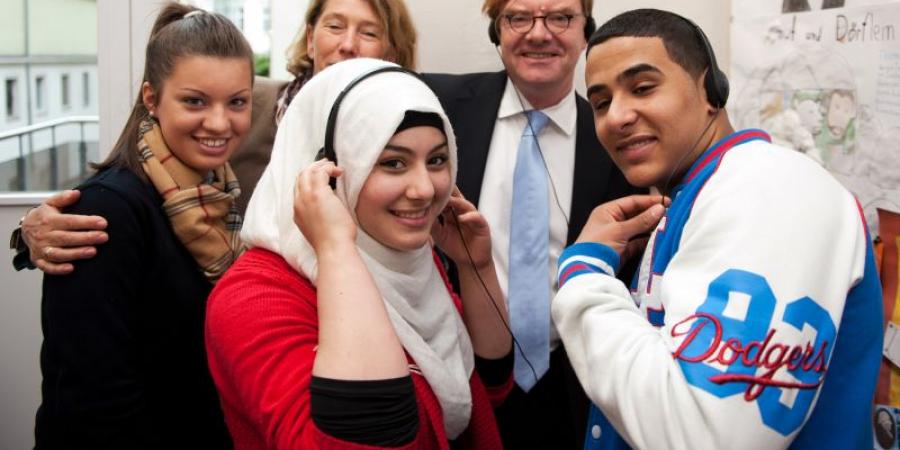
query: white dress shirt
478 78 577 347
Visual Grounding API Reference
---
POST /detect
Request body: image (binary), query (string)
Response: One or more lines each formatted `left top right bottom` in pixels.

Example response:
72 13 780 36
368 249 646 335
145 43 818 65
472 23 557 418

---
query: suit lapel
436 74 626 244
444 72 507 207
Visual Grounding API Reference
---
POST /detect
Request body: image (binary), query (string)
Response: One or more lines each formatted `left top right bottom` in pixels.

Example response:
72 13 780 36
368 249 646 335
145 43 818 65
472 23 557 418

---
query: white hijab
241 58 475 439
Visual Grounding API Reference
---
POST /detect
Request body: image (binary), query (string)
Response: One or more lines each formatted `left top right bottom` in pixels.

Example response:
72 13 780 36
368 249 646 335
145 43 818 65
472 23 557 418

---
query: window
5 78 18 119
82 72 90 107
61 74 70 109
35 76 45 111
2 0 99 196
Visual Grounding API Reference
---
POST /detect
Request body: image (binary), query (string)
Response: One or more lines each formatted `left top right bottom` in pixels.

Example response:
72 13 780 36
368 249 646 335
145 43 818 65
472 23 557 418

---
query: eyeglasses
501 12 583 35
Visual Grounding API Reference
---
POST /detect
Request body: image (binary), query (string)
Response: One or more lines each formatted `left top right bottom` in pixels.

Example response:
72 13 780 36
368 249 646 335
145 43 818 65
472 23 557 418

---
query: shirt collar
497 77 577 136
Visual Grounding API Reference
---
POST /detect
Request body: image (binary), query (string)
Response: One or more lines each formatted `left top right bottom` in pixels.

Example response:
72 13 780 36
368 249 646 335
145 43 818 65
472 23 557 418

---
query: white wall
269 0 307 81
593 0 732 75
97 0 165 156
0 194 49 450
0 1 731 449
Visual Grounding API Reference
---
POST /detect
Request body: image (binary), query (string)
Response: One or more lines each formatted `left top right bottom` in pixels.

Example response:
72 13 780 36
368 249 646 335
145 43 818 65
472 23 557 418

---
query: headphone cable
658 108 720 202
447 205 539 384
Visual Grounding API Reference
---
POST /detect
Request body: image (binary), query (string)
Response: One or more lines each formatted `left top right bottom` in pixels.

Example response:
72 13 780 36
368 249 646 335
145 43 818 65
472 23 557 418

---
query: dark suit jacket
423 71 636 449
424 71 634 245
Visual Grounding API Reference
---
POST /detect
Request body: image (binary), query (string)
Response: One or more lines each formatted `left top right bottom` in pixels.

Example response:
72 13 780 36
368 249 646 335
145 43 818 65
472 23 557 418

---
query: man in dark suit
424 0 634 448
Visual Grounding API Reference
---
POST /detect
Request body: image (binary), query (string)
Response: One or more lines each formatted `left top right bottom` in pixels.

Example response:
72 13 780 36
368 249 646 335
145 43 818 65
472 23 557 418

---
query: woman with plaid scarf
15 0 419 275
34 4 252 448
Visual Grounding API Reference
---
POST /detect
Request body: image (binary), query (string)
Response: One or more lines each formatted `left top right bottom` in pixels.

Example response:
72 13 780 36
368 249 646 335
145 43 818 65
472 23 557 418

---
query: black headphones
315 65 426 189
488 12 597 45
678 15 729 109
314 67 537 383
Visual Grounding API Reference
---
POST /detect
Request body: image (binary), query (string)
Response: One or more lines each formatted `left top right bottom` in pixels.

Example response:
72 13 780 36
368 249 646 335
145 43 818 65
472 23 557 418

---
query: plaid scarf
137 118 243 281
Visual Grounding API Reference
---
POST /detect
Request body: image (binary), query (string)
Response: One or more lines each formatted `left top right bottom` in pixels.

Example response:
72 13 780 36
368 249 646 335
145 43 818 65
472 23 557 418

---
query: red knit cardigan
206 247 512 449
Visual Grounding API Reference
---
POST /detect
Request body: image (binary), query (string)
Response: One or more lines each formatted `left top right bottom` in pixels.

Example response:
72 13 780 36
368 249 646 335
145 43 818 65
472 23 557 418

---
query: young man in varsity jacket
552 8 883 450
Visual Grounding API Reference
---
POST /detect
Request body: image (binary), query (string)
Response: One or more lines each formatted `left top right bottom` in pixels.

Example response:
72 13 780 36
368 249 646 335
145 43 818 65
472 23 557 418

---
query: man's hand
23 190 108 275
577 195 668 262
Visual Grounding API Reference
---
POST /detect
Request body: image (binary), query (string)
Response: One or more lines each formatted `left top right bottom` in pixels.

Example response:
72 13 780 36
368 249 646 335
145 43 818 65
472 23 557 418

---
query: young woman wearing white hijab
205 58 513 449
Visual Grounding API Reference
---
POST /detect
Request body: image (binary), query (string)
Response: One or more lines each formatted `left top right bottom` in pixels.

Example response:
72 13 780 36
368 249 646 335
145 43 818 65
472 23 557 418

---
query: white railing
0 115 98 141
0 115 99 192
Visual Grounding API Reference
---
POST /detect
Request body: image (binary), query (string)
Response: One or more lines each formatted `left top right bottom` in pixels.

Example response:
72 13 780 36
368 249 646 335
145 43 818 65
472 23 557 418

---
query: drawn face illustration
826 90 856 138
794 98 823 135
875 408 896 449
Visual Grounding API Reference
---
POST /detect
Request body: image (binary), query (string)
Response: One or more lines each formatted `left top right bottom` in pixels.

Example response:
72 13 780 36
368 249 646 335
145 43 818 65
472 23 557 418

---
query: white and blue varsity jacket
552 129 883 450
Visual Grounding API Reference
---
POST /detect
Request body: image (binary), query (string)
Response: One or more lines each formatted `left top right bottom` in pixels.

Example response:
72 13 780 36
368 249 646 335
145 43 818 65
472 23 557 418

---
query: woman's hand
292 160 355 253
431 187 493 270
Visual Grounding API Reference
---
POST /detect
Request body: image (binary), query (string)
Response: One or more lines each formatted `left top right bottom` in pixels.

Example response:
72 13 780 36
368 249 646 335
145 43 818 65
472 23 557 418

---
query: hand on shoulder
22 190 108 275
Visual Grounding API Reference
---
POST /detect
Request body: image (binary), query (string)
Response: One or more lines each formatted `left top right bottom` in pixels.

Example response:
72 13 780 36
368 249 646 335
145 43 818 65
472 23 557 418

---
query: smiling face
497 0 588 107
586 36 716 189
306 0 392 75
142 55 252 172
794 97 823 134
355 126 452 252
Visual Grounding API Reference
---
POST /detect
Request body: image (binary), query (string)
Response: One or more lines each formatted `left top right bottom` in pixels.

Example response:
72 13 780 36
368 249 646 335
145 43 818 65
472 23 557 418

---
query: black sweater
35 167 231 449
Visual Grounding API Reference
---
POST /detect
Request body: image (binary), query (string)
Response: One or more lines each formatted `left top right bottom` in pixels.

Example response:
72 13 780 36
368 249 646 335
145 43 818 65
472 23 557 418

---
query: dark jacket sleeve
37 181 157 449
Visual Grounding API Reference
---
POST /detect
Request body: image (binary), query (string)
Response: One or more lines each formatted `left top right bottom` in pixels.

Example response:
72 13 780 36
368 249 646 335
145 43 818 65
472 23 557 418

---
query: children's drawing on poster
731 2 900 230
874 404 900 449
783 0 846 13
734 0 892 18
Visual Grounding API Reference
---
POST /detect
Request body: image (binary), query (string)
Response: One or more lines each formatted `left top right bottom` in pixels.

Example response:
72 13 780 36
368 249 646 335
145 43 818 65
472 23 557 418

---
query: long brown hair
94 2 254 178
285 0 417 77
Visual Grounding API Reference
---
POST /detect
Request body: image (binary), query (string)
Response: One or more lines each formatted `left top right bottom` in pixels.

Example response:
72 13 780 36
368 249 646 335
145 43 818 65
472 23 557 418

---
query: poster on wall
730 0 900 231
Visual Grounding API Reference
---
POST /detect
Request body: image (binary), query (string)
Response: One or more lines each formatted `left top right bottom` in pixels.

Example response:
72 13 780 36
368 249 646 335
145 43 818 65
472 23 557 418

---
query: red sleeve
205 248 425 450
480 374 513 409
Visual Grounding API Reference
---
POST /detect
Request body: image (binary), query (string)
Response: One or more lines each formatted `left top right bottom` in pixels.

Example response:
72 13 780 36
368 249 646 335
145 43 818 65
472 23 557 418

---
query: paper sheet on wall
730 1 900 231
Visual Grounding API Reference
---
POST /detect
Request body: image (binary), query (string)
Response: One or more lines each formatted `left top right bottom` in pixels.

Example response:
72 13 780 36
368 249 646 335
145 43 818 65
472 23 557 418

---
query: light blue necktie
509 110 551 392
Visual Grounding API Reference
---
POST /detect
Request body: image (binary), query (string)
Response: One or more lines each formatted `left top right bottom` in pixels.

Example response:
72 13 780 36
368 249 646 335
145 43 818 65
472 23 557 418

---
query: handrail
0 115 100 191
0 115 98 141
0 191 54 206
